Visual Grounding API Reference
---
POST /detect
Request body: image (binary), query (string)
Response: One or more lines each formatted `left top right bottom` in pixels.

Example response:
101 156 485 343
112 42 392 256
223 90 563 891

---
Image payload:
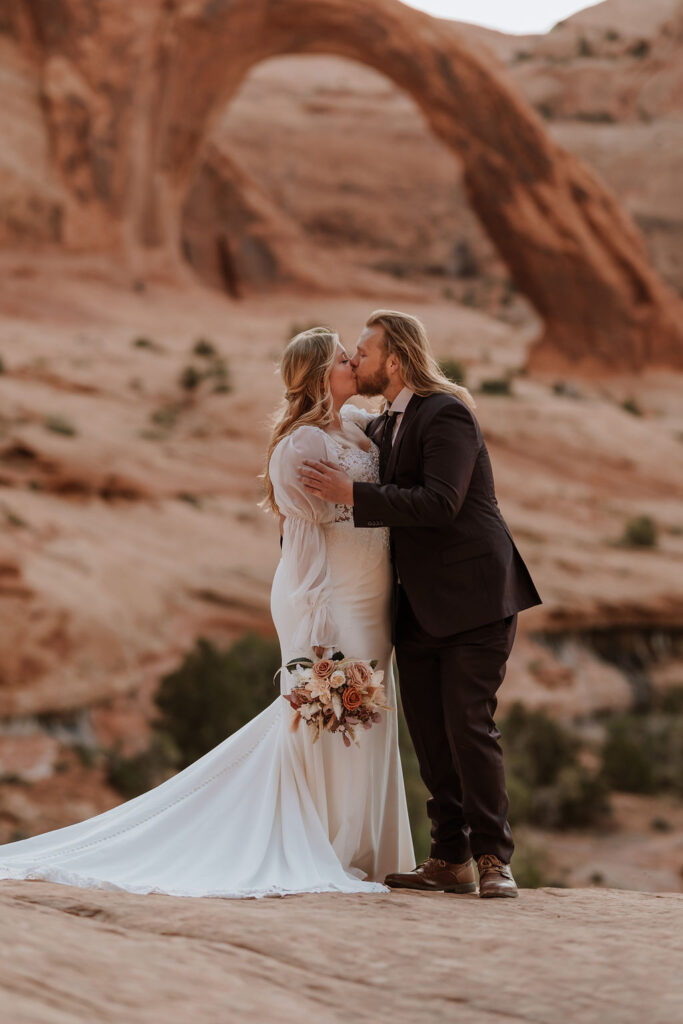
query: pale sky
402 0 602 34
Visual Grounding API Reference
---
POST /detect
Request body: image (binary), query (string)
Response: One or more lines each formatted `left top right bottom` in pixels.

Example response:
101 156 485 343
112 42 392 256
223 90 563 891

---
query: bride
0 327 414 899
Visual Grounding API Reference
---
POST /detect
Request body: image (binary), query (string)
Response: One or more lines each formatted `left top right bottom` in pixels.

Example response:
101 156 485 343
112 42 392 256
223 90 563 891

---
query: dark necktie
379 411 398 480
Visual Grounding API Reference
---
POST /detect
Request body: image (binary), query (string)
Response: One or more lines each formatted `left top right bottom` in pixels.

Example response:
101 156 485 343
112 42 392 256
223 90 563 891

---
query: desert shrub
621 396 642 416
576 111 616 123
479 377 513 397
179 356 232 394
206 356 232 394
154 634 282 769
501 703 610 829
601 699 683 796
621 515 658 548
552 380 582 399
629 39 650 59
106 732 180 799
150 402 181 430
577 36 594 57
44 414 77 437
180 365 202 391
193 338 217 358
502 703 579 787
529 765 610 830
439 358 467 386
132 336 163 352
3 504 27 527
511 841 553 889
605 29 620 41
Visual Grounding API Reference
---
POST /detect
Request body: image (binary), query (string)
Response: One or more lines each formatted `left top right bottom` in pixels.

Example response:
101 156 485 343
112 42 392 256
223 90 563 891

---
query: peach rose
313 659 335 679
342 685 363 711
347 661 373 689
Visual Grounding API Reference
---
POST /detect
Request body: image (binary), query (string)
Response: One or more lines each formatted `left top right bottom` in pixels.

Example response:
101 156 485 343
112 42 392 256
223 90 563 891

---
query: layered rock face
2 0 683 370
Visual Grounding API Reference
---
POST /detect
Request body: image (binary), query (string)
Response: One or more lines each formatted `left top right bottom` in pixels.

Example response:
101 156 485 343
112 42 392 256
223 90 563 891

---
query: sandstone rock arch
11 0 683 371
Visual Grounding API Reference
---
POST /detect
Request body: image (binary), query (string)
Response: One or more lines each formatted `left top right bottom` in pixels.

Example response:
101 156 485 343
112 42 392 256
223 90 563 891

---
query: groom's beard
355 368 390 397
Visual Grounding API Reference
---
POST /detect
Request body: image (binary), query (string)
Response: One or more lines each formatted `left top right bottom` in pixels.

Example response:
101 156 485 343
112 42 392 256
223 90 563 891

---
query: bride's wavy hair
366 309 476 412
261 326 339 514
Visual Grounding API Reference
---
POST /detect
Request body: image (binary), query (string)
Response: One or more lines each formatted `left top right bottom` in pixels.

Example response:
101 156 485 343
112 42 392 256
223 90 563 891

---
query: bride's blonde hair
261 326 339 514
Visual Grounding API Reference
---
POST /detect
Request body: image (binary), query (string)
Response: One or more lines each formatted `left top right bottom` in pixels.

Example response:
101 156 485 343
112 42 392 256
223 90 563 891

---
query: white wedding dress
0 405 414 899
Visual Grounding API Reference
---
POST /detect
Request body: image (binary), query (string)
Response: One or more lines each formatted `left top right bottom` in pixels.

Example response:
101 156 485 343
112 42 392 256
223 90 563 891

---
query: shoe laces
478 854 507 874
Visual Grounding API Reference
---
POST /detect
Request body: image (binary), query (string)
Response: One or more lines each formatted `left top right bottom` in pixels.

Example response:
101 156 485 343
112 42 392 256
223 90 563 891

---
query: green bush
601 716 657 793
44 414 77 437
132 336 163 352
154 634 282 769
479 377 513 397
621 397 642 416
501 703 610 829
511 841 554 889
502 702 579 787
601 700 683 797
193 338 217 358
106 732 180 799
150 403 181 430
180 365 202 391
206 356 232 394
439 358 467 386
621 515 657 548
629 40 650 59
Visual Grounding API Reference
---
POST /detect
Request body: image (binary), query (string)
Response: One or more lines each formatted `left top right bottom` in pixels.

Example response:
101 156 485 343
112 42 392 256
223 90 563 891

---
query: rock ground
0 881 681 1023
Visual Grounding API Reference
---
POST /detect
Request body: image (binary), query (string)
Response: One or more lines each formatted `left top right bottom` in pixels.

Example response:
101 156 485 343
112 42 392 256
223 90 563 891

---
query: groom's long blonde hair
261 327 339 515
367 309 476 411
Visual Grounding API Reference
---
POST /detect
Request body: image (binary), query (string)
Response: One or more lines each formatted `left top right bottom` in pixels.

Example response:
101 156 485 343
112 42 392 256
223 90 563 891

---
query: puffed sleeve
340 403 375 430
269 426 338 653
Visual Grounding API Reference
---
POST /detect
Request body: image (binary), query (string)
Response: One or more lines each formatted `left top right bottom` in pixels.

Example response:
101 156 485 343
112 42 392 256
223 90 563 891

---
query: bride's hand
313 646 325 659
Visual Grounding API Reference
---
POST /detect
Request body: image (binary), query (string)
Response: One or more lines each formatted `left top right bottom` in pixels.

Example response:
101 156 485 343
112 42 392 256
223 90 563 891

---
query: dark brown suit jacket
353 392 541 636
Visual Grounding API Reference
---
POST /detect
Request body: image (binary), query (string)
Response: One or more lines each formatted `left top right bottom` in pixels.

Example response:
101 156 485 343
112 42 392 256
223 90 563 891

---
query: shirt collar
388 386 415 415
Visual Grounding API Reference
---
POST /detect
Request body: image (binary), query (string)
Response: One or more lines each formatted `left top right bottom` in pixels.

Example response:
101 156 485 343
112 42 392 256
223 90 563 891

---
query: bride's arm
270 427 338 654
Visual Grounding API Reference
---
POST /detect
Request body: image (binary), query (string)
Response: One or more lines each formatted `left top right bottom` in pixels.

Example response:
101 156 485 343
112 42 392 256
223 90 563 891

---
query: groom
299 309 542 898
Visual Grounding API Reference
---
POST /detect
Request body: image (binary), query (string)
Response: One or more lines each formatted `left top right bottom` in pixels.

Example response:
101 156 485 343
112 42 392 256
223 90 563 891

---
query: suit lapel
382 394 422 483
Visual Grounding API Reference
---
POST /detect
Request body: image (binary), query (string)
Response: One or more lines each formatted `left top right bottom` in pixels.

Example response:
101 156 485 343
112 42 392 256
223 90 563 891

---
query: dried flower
313 659 335 679
342 686 363 711
347 661 373 689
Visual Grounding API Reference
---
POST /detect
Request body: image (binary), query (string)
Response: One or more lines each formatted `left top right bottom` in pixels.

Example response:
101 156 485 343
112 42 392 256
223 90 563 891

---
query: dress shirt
387 386 415 444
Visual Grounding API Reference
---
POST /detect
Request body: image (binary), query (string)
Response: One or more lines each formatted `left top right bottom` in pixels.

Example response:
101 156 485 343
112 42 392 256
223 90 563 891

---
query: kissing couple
0 310 541 901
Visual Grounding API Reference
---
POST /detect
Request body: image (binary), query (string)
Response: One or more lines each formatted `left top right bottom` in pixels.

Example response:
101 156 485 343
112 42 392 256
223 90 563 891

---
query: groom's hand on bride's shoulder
299 459 354 506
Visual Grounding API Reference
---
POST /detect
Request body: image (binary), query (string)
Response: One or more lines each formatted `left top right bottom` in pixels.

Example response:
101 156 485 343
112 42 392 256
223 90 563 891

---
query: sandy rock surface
0 880 681 1023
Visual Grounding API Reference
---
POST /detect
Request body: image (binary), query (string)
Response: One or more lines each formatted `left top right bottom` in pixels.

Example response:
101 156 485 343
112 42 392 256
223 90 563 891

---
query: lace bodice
325 434 390 558
268 406 388 651
329 436 380 523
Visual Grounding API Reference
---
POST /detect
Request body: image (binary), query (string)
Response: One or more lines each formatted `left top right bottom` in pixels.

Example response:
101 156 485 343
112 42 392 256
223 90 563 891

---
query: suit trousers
395 584 516 864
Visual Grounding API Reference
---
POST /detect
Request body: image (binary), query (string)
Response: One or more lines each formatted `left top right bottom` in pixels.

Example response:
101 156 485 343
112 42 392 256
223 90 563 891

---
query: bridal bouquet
282 652 391 747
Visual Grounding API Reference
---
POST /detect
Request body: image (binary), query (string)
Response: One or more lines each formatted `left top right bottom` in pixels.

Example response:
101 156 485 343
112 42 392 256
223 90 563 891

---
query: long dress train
0 406 414 898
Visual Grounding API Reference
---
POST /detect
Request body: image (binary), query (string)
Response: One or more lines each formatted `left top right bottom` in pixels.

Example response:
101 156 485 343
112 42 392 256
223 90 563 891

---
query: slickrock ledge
0 881 681 1023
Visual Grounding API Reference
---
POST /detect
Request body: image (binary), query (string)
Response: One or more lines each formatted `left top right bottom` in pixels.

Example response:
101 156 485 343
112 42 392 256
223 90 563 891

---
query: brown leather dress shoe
477 854 519 898
384 857 477 893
